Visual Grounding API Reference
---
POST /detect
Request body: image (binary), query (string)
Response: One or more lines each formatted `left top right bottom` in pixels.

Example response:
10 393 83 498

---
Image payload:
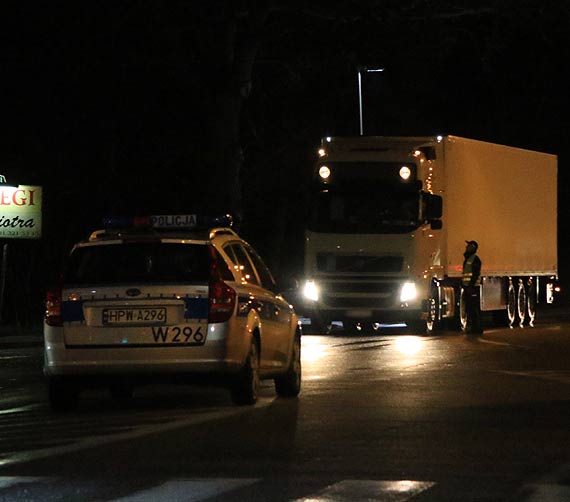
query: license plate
102 307 167 325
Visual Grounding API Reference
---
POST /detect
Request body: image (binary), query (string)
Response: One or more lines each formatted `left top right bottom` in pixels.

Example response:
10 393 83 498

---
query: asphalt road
0 306 568 501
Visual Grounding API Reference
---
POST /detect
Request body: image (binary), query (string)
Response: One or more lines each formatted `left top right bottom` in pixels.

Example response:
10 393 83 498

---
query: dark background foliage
1 1 568 324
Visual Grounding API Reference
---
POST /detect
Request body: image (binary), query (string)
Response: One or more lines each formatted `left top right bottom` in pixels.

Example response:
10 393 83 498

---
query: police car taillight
208 280 236 323
208 245 236 323
45 288 63 327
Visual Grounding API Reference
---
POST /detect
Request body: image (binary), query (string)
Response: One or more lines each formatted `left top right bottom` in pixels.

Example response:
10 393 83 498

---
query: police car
44 214 301 410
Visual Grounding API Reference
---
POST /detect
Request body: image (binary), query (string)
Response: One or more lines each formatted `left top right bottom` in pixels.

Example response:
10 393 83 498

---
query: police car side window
245 246 276 291
224 243 260 286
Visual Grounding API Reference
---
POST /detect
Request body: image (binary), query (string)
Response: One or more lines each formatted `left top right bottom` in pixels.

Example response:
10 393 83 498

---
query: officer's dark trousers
464 285 482 333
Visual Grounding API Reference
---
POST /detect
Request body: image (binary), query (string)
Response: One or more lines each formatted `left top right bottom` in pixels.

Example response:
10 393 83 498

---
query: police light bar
102 214 233 230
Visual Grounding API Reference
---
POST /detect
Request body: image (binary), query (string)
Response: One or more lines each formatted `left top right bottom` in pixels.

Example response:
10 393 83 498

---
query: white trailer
300 135 558 334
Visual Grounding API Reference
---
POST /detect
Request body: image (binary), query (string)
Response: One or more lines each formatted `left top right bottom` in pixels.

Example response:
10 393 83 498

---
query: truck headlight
400 282 417 303
318 165 331 180
303 280 320 302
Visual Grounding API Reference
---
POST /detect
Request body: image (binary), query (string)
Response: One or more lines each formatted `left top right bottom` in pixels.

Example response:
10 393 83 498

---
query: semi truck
299 135 558 334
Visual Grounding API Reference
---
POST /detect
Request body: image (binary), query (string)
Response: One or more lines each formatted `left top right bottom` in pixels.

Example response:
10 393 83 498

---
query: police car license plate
102 307 167 325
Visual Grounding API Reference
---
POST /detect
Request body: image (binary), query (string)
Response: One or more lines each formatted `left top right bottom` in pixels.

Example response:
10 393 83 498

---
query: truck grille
319 279 401 309
316 254 403 274
324 282 397 294
322 296 395 308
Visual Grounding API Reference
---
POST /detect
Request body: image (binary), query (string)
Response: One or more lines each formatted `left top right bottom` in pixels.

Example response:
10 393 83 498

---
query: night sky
1 1 569 321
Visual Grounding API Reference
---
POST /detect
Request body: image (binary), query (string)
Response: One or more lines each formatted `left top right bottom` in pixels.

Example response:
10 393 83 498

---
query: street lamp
357 66 385 136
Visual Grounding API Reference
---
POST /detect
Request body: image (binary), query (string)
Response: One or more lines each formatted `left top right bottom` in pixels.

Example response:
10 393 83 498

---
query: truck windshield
308 187 420 234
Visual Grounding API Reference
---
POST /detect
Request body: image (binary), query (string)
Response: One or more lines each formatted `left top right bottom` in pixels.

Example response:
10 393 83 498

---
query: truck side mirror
424 193 443 219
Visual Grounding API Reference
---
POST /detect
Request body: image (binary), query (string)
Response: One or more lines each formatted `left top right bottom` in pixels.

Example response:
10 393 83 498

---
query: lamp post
357 66 385 136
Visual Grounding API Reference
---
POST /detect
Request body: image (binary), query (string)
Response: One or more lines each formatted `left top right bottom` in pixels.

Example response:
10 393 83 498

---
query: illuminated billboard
0 184 42 239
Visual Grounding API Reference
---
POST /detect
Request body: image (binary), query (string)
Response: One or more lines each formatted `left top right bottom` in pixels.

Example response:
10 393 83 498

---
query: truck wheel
425 284 441 334
230 339 260 405
516 281 527 327
274 333 301 397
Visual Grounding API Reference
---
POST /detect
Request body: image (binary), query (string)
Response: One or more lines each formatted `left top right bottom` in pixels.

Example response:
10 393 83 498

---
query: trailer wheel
526 279 537 327
516 280 527 327
459 288 468 332
507 281 517 327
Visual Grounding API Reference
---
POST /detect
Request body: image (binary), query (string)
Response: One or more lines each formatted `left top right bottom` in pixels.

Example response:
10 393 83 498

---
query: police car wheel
230 339 260 405
275 334 301 397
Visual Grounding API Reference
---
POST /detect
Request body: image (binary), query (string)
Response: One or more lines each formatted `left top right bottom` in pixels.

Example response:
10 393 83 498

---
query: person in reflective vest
462 240 482 334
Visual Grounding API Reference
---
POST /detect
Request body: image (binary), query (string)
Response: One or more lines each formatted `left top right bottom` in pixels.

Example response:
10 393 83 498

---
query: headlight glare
400 282 417 303
303 280 320 302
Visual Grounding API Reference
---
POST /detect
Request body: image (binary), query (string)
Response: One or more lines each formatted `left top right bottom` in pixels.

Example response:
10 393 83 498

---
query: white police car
44 214 301 410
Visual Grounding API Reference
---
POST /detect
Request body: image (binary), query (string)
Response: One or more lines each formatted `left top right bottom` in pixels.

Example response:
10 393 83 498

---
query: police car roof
86 214 238 242
87 227 238 243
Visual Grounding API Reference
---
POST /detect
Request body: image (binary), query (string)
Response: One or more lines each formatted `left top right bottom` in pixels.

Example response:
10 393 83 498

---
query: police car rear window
63 242 210 285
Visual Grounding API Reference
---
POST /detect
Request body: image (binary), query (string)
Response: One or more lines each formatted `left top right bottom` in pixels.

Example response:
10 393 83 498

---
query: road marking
4 475 570 501
111 478 258 502
520 462 570 501
0 404 267 467
0 477 437 501
521 483 570 501
0 404 40 416
495 370 570 385
292 479 436 501
477 338 531 348
0 476 48 489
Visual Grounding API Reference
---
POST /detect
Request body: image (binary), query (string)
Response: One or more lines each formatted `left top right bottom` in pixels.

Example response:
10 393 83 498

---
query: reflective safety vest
462 254 481 286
